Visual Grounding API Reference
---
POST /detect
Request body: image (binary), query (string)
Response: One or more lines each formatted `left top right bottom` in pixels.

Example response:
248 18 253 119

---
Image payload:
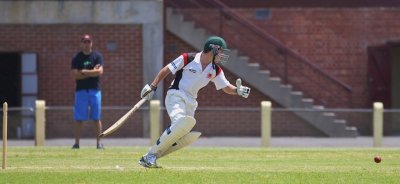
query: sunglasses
82 40 92 43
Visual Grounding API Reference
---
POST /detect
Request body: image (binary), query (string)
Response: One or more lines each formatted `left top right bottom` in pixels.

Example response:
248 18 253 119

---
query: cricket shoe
97 143 104 149
138 153 161 168
72 144 79 149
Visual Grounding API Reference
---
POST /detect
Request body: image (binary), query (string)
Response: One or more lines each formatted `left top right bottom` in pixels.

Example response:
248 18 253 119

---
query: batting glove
236 78 250 98
141 84 157 100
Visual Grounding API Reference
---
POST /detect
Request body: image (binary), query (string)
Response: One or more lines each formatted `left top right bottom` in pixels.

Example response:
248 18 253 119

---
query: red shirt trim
182 53 189 66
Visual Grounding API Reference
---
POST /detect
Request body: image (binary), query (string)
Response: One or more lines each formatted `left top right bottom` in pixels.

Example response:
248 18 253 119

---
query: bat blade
99 98 147 138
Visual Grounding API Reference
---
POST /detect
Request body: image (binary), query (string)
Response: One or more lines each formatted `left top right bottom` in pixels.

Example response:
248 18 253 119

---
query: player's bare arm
151 65 172 87
141 65 172 100
222 84 238 95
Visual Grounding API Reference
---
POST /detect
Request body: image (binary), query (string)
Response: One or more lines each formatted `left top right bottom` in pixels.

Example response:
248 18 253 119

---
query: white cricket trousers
165 89 198 124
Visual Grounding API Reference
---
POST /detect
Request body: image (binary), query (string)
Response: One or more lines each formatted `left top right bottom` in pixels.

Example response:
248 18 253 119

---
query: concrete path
2 136 399 148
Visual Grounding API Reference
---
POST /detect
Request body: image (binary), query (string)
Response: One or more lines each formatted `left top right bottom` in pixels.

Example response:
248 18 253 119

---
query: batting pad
149 116 196 157
160 131 201 158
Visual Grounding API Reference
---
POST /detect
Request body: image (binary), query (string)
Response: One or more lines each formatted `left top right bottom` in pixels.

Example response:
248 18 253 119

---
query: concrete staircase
166 8 358 137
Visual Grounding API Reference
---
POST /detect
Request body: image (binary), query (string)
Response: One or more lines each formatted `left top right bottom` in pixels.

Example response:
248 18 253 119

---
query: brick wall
176 8 400 108
165 7 400 135
240 8 400 108
0 24 144 138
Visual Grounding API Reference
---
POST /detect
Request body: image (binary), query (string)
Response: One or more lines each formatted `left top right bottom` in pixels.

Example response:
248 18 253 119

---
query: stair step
167 8 173 15
230 49 239 56
344 126 359 137
291 91 302 96
278 85 291 97
269 77 281 82
280 84 292 91
258 70 270 77
248 63 259 67
321 112 336 123
334 119 346 124
240 56 250 62
248 63 259 68
332 120 349 134
346 126 358 131
313 105 325 110
301 98 314 108
182 22 195 32
290 91 304 108
322 112 335 117
267 77 282 88
174 14 184 22
193 28 206 37
302 98 313 103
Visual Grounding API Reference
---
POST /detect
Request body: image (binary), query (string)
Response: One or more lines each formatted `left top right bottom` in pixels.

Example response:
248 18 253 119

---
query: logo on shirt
83 61 91 67
207 73 213 79
171 62 177 69
189 69 197 73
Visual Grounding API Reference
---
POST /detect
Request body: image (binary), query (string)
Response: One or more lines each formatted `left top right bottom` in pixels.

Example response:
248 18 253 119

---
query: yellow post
261 101 271 147
373 102 383 147
2 102 7 169
149 100 161 145
35 100 46 146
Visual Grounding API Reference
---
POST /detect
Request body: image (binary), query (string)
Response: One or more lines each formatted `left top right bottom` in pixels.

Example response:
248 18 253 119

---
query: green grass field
1 147 399 184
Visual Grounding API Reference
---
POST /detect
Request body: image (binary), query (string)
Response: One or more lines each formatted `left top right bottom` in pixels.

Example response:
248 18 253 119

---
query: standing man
71 34 104 149
139 36 251 168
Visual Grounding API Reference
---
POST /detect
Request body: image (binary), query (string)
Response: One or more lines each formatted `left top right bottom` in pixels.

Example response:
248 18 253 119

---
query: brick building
0 0 399 138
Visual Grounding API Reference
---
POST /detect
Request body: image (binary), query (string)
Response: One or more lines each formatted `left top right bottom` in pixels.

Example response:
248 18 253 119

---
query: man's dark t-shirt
71 51 103 91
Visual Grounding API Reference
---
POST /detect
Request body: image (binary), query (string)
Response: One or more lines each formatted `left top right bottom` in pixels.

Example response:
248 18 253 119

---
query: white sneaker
138 153 160 168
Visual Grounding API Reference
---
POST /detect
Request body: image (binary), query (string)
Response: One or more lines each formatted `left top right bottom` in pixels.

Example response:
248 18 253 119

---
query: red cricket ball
374 155 382 163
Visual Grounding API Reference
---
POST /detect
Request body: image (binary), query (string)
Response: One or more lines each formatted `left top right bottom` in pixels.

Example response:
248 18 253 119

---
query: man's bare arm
222 84 238 95
150 65 171 87
81 64 103 77
71 69 88 80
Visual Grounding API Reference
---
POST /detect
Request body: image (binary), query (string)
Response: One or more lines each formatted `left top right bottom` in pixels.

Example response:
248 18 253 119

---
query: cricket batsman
139 36 251 168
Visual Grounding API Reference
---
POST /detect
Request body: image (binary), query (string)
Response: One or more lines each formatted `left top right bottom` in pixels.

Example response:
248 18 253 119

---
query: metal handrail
5 105 400 113
209 0 351 92
0 107 34 112
44 106 150 110
39 106 390 112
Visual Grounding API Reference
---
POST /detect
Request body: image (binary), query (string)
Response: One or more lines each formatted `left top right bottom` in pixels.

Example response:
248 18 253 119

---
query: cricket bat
99 98 147 138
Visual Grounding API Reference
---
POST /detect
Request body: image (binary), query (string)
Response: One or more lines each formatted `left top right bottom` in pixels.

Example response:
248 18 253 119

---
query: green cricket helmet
203 36 230 64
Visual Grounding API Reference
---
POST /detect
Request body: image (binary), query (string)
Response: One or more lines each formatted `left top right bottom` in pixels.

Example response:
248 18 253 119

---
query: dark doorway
0 53 21 107
391 46 400 134
368 43 400 135
0 53 21 138
367 45 391 108
391 46 400 109
368 43 400 109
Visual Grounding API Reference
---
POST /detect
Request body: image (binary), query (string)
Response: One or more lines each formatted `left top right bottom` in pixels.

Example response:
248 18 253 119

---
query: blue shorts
74 89 101 121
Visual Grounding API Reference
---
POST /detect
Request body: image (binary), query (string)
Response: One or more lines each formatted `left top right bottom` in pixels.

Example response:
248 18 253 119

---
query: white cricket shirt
167 52 230 98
